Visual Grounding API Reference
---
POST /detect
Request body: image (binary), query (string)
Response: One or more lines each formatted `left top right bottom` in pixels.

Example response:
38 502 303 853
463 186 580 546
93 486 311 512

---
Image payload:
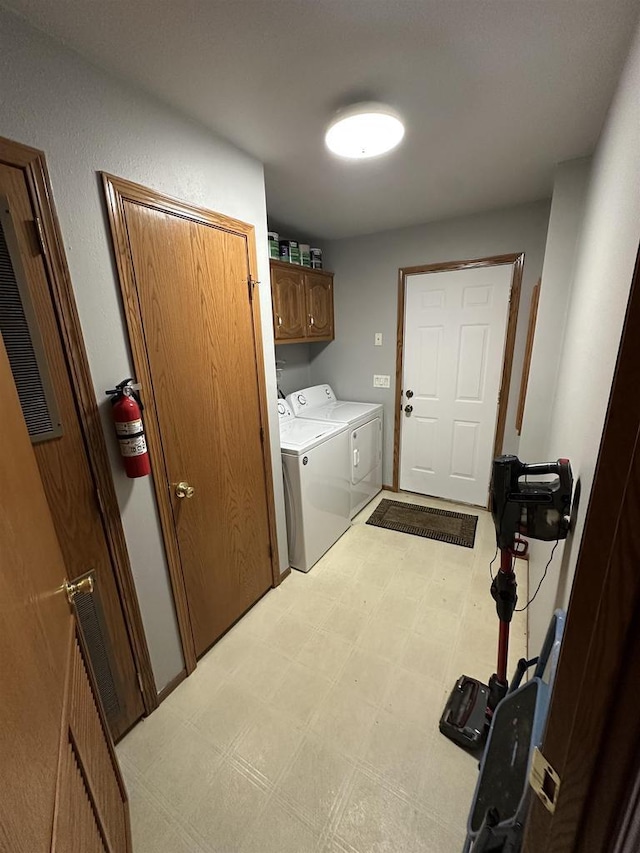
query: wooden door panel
0 162 143 740
124 203 273 657
0 345 70 853
305 272 334 339
68 636 128 853
0 339 130 853
272 265 306 339
55 739 109 853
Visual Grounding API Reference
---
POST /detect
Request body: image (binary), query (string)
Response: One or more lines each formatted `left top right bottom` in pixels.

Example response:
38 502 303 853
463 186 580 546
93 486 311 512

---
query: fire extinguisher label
115 418 144 436
120 435 148 457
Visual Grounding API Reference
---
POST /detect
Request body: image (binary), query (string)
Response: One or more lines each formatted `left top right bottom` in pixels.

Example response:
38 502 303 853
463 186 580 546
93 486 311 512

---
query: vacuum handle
521 458 573 497
520 461 561 477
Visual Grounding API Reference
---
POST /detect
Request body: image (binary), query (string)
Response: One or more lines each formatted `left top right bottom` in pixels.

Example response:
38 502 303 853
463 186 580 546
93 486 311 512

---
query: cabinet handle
277 315 282 326
309 315 315 326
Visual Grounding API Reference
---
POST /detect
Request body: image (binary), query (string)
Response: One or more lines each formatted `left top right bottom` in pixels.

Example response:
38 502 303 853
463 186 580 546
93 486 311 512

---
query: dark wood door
523 245 640 851
0 163 143 740
0 338 131 853
271 263 306 340
305 271 334 339
122 202 273 658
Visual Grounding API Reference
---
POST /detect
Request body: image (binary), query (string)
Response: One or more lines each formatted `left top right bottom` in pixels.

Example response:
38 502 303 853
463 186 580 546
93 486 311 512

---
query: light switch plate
374 332 383 346
373 374 390 388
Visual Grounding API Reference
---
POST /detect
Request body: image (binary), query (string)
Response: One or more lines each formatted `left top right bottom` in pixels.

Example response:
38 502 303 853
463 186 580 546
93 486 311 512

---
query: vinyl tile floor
117 490 527 853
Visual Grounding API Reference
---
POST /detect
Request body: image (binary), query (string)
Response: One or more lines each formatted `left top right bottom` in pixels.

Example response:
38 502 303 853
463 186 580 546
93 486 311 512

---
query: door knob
65 575 94 604
404 405 413 415
175 481 195 499
405 389 414 398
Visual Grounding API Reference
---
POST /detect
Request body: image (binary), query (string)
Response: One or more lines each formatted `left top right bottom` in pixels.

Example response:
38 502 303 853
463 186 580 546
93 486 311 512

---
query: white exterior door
399 264 514 505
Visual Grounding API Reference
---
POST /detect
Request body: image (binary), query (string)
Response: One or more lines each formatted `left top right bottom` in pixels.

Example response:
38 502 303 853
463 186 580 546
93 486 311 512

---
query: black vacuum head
440 675 489 749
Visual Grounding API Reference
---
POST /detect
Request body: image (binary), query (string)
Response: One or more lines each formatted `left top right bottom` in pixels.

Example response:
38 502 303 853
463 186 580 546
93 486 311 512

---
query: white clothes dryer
286 384 383 518
278 400 350 572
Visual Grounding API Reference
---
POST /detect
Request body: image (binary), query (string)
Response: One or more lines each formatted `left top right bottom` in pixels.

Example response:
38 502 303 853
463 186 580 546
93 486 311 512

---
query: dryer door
350 417 383 519
351 418 382 485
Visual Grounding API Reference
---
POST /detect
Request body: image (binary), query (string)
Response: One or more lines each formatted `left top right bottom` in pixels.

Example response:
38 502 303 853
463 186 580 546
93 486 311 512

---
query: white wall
517 159 591 651
523 19 640 654
311 201 551 485
0 9 288 692
518 158 591 462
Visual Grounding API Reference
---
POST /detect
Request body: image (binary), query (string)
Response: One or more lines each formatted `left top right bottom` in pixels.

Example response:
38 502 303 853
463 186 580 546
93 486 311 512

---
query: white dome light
325 102 405 160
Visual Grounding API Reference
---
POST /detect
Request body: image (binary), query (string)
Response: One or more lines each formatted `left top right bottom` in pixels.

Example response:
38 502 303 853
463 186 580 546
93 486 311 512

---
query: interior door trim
392 252 524 496
101 173 282 674
0 135 157 717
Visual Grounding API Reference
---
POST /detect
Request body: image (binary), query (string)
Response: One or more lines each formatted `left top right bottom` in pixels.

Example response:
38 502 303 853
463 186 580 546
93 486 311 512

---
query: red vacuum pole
488 544 523 712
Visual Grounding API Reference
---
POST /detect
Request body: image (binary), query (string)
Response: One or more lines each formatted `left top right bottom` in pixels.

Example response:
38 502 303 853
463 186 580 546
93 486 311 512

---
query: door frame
523 242 640 852
0 136 157 715
101 174 282 674
392 252 524 496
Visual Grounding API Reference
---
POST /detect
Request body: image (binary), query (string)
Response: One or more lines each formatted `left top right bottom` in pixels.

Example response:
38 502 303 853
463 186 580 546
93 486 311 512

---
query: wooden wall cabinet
270 260 334 344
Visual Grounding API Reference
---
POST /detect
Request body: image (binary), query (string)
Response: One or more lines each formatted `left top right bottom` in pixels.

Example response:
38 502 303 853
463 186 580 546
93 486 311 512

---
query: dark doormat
366 499 478 548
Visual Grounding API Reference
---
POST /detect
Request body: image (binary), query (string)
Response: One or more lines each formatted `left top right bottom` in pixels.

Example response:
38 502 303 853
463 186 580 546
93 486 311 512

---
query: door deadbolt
405 389 414 398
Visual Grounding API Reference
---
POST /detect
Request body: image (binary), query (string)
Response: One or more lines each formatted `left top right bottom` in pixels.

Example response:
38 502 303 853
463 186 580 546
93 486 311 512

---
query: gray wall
276 343 313 396
0 9 289 692
310 201 551 485
521 18 640 654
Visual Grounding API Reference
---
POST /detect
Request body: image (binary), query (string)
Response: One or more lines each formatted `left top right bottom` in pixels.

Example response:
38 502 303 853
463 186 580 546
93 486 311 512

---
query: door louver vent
73 573 122 724
0 199 62 441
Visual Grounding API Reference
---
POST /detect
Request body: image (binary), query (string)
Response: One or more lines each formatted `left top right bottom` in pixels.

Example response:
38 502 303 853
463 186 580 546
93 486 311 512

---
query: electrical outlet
374 332 383 346
373 374 390 388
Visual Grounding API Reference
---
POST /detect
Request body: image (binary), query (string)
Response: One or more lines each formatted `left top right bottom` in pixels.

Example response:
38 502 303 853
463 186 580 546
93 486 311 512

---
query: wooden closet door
0 161 143 740
0 338 130 853
122 202 273 658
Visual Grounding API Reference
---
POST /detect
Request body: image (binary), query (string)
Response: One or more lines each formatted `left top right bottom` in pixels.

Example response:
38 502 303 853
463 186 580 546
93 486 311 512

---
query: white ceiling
4 0 638 238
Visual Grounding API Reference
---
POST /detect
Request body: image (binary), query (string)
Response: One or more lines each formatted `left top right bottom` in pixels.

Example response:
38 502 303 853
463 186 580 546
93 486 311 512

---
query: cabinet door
271 265 306 340
305 273 334 339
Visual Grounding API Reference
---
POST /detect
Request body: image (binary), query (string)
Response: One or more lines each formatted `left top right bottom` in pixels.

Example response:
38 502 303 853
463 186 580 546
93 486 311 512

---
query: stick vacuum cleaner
439 455 573 749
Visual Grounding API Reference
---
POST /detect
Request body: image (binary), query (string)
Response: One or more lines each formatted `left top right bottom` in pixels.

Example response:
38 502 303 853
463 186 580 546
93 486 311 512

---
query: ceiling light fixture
325 102 405 160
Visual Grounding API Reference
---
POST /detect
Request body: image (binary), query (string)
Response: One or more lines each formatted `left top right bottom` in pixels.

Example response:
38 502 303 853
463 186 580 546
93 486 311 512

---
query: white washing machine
286 384 383 518
278 400 350 573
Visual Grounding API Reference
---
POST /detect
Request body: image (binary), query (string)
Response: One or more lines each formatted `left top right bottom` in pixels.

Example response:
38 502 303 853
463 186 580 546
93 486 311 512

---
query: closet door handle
276 315 283 326
308 314 315 327
175 481 195 499
65 575 94 603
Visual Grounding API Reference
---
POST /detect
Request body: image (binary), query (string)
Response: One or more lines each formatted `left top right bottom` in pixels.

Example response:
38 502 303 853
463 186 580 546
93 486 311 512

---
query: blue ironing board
462 609 565 852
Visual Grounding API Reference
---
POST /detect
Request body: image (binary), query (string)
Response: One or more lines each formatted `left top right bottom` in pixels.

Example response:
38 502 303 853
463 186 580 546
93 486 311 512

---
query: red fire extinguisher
106 378 151 478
